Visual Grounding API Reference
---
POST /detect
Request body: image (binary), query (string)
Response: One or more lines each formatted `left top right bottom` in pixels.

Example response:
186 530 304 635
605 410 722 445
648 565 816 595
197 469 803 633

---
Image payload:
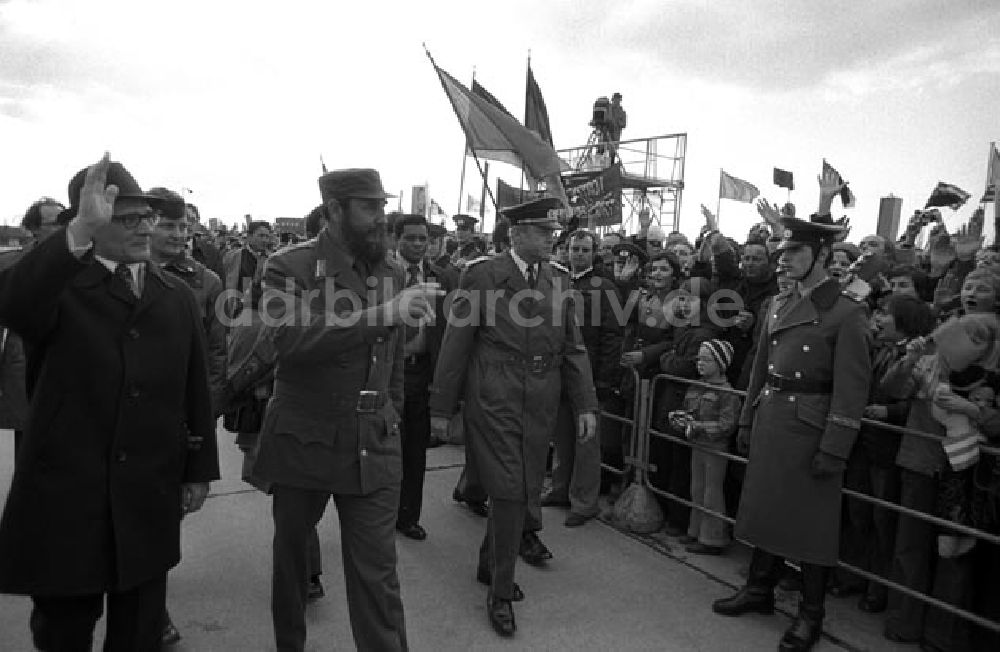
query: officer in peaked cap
453 213 478 245
428 194 597 638
713 210 871 652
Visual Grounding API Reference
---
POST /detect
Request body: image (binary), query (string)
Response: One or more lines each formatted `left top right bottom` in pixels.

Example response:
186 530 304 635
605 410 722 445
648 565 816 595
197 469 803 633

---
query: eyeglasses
113 213 159 229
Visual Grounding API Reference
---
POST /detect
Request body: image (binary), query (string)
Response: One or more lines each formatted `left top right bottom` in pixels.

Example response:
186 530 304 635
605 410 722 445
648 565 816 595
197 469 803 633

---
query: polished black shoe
857 593 886 613
476 567 524 601
778 609 823 651
307 575 325 603
712 586 775 616
519 531 553 566
162 611 181 646
452 489 489 517
396 522 427 540
487 596 516 637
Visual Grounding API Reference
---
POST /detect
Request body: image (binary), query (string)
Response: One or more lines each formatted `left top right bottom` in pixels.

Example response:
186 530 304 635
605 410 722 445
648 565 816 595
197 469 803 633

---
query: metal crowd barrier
597 371 1000 635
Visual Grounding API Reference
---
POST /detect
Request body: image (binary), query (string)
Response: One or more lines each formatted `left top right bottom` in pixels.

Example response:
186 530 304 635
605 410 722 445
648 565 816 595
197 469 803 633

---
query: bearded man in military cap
429 196 598 638
252 168 442 652
712 171 872 652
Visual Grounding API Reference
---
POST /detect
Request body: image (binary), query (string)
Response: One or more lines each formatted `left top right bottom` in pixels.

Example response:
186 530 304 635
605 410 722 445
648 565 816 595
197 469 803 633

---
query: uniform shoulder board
841 277 870 302
548 261 569 275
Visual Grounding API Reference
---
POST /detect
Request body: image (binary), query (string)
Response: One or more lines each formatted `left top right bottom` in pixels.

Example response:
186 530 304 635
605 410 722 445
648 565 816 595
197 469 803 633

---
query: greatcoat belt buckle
356 390 381 414
528 355 547 374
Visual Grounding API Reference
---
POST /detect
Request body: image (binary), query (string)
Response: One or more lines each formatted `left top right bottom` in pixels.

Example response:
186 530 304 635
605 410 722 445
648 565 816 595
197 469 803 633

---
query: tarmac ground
0 426 910 651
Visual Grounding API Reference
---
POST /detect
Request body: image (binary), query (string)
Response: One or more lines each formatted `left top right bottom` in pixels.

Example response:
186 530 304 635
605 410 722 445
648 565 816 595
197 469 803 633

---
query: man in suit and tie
393 214 457 540
0 154 219 651
252 168 441 651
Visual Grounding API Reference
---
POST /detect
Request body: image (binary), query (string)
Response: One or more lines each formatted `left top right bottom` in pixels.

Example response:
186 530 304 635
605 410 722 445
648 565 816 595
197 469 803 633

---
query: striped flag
925 182 972 210
719 170 759 203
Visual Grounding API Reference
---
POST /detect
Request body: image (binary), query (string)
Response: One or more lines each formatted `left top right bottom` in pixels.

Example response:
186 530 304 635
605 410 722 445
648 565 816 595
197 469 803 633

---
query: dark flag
525 63 554 147
925 181 971 210
497 178 543 210
773 167 794 190
471 79 514 118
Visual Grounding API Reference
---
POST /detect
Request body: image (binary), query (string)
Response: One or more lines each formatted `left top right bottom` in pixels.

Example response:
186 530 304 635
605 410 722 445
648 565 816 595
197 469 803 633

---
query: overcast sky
1 0 998 241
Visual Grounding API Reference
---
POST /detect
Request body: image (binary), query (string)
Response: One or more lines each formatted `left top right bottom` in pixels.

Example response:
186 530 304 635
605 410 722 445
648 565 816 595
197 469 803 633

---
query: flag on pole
429 199 446 217
773 167 794 190
426 52 568 204
471 79 514 118
822 159 855 208
982 143 1000 203
525 63 554 147
925 182 972 210
719 170 760 203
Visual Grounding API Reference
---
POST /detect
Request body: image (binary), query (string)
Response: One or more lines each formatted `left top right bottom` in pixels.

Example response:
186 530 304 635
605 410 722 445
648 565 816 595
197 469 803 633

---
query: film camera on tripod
588 92 627 160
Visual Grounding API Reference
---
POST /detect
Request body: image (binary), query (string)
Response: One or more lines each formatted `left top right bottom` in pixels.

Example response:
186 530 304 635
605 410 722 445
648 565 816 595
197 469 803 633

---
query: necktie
115 263 137 297
526 264 536 289
405 264 420 342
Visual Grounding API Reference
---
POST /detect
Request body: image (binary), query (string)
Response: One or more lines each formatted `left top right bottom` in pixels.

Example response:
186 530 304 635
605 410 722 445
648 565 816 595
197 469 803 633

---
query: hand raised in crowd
617 255 641 281
816 162 846 215
67 153 117 248
577 411 597 444
953 224 984 261
755 199 783 232
700 204 719 233
928 233 957 276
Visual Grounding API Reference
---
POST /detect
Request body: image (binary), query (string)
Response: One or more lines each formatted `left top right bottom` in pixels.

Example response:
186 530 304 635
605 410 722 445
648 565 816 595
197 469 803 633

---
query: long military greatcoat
736 278 871 566
429 253 598 502
0 231 219 595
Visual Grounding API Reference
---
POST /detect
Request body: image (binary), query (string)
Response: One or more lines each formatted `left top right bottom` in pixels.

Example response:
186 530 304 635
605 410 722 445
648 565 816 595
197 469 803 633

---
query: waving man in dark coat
0 155 219 651
712 173 872 652
429 197 598 638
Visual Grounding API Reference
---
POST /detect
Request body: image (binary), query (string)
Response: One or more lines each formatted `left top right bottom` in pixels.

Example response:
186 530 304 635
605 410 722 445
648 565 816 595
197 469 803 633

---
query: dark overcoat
251 229 405 495
429 253 598 502
0 231 219 595
736 278 872 566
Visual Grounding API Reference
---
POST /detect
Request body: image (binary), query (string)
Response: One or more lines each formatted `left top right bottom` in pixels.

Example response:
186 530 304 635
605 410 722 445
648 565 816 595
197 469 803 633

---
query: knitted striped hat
702 339 734 370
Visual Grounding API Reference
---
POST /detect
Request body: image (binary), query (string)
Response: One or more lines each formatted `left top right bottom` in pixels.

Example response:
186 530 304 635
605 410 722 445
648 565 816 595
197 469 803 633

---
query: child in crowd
669 339 741 555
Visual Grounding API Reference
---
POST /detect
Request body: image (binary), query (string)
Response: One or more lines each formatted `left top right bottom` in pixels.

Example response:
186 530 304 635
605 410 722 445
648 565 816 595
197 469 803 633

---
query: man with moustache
252 168 441 651
430 197 598 638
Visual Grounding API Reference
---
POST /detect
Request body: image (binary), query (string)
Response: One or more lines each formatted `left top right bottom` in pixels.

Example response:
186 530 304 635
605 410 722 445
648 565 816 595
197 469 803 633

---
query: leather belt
488 351 562 375
766 373 832 394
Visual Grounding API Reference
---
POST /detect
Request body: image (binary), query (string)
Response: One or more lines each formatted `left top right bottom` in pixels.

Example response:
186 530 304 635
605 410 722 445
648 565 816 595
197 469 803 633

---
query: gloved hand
810 451 846 477
736 427 752 456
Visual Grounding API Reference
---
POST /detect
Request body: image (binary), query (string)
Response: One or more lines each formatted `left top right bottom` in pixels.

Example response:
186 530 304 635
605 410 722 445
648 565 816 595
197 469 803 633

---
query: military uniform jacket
429 252 598 502
251 229 405 495
736 278 872 566
0 231 219 595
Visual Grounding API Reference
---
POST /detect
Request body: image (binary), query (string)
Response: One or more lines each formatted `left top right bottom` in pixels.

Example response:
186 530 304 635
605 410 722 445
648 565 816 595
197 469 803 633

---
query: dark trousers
550 398 601 517
478 498 526 601
30 573 167 652
456 446 542 531
887 469 973 647
13 429 23 457
398 354 432 527
271 484 407 652
747 548 829 614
